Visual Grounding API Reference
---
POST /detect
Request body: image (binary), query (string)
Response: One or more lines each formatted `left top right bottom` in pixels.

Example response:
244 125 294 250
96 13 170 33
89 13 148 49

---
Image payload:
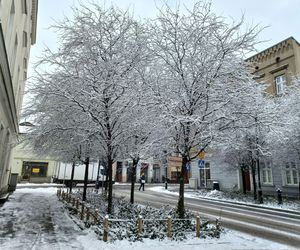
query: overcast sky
29 0 300 74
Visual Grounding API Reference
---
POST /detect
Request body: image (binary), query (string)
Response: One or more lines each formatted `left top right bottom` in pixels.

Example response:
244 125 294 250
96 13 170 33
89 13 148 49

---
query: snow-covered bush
64 190 221 241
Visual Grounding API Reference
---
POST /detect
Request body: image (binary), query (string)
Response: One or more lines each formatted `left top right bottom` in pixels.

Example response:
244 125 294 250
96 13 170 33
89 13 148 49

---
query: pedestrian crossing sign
198 160 205 169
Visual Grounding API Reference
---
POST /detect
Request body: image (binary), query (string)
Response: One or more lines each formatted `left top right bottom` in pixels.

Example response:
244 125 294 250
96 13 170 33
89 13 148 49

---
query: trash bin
8 173 18 192
212 181 220 191
277 188 283 205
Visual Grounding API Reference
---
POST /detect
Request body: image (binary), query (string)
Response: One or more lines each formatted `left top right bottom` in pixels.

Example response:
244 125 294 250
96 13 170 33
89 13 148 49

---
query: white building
0 0 38 196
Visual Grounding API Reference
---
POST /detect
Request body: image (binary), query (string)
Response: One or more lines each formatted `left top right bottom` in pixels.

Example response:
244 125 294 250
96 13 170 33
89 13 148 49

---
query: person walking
139 173 146 191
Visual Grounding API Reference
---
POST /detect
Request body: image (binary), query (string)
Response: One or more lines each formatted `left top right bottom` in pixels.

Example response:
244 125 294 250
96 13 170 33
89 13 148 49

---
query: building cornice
31 0 38 45
246 37 299 63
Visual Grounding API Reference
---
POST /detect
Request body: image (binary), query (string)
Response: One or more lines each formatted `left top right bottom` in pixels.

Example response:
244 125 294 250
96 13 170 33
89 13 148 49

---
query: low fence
57 189 219 242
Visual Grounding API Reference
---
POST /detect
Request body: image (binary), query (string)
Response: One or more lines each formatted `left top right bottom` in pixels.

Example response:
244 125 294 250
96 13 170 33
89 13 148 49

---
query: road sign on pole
198 160 205 169
198 151 205 160
186 162 191 171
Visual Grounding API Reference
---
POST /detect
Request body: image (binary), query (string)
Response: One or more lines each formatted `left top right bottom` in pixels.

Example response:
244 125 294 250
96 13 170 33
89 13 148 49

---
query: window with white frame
285 162 299 185
261 161 273 184
275 74 286 95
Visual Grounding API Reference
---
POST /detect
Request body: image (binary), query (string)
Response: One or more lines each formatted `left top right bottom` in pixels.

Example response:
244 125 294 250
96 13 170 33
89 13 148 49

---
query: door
242 169 251 193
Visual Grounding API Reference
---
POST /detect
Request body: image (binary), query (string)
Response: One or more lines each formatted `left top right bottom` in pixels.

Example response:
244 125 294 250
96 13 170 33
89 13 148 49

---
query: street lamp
163 150 168 189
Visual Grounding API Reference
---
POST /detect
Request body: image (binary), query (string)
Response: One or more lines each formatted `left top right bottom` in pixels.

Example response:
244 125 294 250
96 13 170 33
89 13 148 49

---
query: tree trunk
104 167 108 193
177 155 187 218
82 157 89 201
69 161 75 193
130 158 138 204
96 159 101 190
257 158 263 204
107 155 113 214
251 159 257 200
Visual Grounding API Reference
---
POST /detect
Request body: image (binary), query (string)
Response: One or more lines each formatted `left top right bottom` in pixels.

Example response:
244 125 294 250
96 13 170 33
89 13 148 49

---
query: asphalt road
113 184 300 248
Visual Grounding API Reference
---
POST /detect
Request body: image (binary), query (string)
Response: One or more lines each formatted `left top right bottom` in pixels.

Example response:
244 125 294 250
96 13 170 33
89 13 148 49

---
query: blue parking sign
198 160 205 169
186 162 191 171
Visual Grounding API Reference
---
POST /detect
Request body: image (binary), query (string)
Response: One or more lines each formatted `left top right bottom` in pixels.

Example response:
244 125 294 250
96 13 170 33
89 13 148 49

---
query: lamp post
163 150 168 189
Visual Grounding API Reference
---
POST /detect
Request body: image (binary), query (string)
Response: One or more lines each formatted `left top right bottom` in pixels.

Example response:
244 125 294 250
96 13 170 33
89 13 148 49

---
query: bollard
277 188 283 205
76 198 80 210
80 203 85 220
167 216 172 238
72 197 75 207
216 218 220 231
103 215 109 242
94 209 99 224
196 216 200 238
86 206 90 222
137 215 143 237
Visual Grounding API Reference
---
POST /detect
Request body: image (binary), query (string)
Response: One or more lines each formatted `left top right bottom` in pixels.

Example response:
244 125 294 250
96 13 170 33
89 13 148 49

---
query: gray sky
29 0 300 74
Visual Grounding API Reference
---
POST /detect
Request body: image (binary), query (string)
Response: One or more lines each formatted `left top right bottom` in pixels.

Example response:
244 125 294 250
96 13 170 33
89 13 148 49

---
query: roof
246 36 300 62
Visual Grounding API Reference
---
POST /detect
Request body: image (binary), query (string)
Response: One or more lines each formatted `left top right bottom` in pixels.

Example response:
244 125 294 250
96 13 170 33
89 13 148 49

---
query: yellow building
0 0 38 196
11 142 58 184
244 37 300 196
246 37 300 95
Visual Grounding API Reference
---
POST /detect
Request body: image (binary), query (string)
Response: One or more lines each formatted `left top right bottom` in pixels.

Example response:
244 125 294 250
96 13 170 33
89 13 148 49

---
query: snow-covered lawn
149 186 300 211
0 187 295 249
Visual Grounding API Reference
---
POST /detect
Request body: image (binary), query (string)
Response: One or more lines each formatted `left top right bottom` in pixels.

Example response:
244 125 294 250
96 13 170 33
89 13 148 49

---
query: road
113 184 300 248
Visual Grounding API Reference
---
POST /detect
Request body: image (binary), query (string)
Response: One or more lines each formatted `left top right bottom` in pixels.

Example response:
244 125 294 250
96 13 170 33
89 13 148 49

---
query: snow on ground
148 186 300 211
16 183 65 189
0 187 295 249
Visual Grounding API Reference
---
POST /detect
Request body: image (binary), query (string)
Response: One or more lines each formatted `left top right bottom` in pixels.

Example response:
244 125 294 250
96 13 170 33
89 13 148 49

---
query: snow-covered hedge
63 190 221 241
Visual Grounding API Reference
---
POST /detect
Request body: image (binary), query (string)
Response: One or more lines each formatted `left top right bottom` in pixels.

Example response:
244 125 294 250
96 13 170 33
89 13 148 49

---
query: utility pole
255 116 263 204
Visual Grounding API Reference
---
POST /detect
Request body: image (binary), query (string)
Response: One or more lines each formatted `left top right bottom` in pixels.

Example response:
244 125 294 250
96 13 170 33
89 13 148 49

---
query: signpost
186 162 191 171
198 151 205 160
198 160 205 169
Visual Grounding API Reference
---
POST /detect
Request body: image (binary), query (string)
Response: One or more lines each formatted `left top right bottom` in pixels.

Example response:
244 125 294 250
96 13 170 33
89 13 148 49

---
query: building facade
246 37 300 197
189 38 300 197
11 142 58 184
247 37 300 95
113 158 162 184
0 0 38 196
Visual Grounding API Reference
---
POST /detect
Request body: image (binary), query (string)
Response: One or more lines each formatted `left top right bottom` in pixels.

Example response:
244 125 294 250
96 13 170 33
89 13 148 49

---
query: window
275 75 286 95
23 31 27 47
22 161 48 179
21 0 27 14
285 162 299 185
261 161 273 184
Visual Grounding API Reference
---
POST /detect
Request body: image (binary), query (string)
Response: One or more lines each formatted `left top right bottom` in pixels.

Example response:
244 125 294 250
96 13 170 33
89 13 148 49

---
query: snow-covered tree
25 3 147 213
218 81 280 202
269 78 300 186
147 1 262 217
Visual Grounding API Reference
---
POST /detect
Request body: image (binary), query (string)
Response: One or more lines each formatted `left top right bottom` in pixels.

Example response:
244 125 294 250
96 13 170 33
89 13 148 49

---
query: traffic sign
186 162 191 171
198 151 205 160
198 160 205 169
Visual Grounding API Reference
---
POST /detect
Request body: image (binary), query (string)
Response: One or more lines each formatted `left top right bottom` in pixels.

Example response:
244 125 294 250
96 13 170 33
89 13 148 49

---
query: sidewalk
0 187 87 249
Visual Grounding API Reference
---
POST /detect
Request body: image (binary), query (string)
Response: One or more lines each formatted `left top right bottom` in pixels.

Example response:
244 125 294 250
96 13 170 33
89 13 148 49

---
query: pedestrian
139 173 146 191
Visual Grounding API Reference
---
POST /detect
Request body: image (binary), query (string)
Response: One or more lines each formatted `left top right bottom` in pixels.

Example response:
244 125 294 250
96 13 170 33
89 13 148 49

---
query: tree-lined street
1 0 300 249
114 185 300 248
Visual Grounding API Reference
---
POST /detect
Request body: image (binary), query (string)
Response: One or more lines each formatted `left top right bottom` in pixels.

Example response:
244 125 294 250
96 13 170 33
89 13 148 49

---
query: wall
0 0 37 195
